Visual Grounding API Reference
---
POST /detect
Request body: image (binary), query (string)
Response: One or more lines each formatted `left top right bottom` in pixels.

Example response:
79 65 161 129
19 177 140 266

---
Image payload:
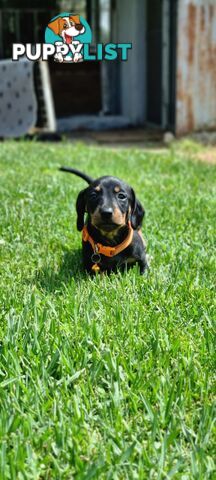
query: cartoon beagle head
48 15 85 44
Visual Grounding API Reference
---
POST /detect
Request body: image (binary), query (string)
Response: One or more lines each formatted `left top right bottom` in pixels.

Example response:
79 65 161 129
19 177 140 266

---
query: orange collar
82 222 134 258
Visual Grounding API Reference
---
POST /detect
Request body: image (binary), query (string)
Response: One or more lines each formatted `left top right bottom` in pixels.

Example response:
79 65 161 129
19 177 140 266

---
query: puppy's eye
117 192 127 200
63 23 67 28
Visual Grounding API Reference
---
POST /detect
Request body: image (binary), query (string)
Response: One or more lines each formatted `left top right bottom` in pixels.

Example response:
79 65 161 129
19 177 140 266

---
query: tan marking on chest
99 227 122 240
125 257 136 264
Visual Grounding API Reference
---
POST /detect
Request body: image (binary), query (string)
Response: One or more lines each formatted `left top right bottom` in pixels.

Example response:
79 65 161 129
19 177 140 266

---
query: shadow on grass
35 247 87 294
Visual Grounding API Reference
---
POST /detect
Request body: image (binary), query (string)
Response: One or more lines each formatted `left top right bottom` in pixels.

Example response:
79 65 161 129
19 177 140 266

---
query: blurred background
0 0 215 141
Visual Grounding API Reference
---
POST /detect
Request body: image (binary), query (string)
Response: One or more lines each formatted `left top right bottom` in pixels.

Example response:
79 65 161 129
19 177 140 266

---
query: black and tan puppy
60 167 148 274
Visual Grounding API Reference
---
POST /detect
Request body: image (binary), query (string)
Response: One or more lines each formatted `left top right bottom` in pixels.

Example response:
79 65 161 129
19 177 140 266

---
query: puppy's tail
59 166 93 185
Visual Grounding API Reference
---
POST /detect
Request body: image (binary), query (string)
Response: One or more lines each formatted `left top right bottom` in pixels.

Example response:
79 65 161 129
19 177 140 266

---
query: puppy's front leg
74 52 83 62
138 255 149 275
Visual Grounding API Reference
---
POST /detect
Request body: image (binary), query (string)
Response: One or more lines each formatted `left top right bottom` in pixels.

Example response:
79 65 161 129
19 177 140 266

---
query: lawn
0 140 215 479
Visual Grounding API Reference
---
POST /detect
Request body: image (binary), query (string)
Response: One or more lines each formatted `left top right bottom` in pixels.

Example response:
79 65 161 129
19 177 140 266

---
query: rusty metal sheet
176 0 216 135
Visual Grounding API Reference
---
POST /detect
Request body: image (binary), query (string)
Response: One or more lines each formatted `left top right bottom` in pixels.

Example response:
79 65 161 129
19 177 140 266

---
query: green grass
0 141 215 479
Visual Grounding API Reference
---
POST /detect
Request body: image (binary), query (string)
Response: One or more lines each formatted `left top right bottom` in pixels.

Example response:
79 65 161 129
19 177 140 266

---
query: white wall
114 0 147 125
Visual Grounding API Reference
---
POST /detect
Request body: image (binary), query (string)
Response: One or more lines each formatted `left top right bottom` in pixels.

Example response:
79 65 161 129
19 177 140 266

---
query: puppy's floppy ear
48 17 62 35
130 188 145 229
69 15 80 24
76 188 87 231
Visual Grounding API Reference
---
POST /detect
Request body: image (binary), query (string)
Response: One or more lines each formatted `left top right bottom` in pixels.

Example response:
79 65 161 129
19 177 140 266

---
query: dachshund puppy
60 167 148 274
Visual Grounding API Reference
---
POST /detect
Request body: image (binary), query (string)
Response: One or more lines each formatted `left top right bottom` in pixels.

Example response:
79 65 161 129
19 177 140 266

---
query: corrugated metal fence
176 0 216 135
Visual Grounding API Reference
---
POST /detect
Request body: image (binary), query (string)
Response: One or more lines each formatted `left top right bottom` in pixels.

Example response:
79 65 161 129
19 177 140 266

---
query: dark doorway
146 0 162 125
168 0 177 131
49 61 102 116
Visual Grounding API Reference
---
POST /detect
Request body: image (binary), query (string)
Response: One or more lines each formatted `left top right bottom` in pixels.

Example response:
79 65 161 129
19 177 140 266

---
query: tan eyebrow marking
114 186 120 192
95 185 101 191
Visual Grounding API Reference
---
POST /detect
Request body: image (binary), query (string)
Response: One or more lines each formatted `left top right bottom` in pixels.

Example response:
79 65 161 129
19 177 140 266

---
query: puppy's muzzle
100 207 113 221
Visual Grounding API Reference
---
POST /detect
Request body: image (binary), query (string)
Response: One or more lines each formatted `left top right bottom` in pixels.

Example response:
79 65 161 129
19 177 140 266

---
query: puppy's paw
73 53 83 63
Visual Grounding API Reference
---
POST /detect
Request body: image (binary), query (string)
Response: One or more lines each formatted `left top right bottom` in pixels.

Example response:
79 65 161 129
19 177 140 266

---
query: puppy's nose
75 23 83 31
100 207 113 219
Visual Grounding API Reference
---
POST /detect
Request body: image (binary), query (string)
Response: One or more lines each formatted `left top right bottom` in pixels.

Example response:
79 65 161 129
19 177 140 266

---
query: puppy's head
48 15 85 42
76 176 145 233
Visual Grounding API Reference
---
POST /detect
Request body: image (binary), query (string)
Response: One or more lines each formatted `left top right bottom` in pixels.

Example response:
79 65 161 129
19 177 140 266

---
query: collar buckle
91 252 101 264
